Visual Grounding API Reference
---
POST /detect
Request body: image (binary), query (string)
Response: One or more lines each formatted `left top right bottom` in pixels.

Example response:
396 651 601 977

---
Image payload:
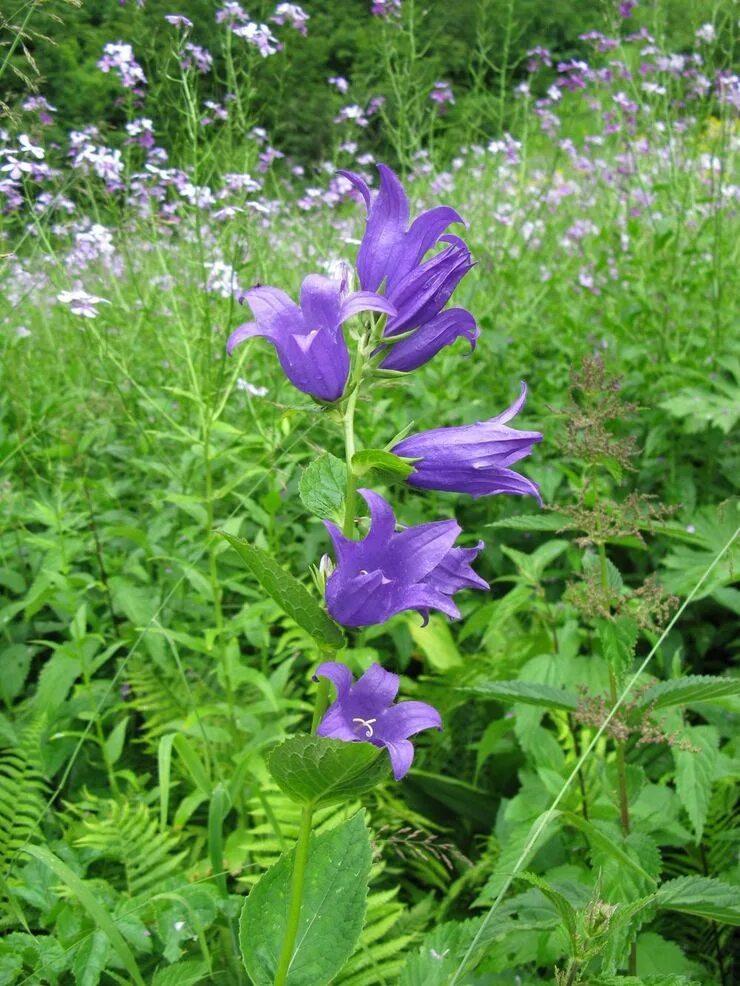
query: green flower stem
343 385 360 539
273 802 313 986
598 541 635 975
273 677 329 986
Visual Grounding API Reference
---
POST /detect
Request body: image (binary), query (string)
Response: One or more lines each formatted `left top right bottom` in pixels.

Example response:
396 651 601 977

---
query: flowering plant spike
323 488 488 627
392 383 543 500
227 274 395 402
314 662 442 780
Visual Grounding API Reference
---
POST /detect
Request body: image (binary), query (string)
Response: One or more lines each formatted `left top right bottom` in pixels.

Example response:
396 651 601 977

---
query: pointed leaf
634 675 740 711
219 533 345 649
458 680 578 711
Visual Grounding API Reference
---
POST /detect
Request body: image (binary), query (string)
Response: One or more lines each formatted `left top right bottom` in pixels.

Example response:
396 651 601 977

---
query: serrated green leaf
660 502 739 600
299 453 347 522
560 813 659 893
656 875 740 925
352 448 415 482
674 725 719 842
268 735 388 807
517 872 577 950
488 512 570 532
152 961 209 986
634 675 740 710
240 812 373 985
598 615 638 678
458 680 579 711
501 539 569 584
219 532 345 649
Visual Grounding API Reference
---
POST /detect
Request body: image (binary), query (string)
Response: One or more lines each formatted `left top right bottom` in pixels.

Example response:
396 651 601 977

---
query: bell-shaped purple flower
392 383 543 501
314 661 442 780
323 488 488 627
227 274 395 402
339 164 478 371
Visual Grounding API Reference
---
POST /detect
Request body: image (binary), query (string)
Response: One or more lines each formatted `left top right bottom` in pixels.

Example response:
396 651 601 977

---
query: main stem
273 803 313 986
274 353 362 985
342 385 360 538
598 542 635 975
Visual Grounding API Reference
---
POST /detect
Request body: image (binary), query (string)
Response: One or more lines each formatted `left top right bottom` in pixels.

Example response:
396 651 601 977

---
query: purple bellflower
392 383 543 501
323 488 488 627
314 661 442 780
339 164 478 372
227 274 394 402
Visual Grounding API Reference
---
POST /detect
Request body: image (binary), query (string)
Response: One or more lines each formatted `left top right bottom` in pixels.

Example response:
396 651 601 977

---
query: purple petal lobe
227 320 263 354
314 661 354 700
357 164 409 291
299 274 342 330
339 291 397 323
384 739 415 780
380 308 479 371
379 701 443 741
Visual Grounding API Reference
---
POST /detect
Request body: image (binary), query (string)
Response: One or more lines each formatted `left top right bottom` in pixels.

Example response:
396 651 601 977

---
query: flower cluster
97 41 147 92
227 165 541 778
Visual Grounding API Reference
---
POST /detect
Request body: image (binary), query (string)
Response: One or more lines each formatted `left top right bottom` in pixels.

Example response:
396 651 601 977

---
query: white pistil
352 716 377 738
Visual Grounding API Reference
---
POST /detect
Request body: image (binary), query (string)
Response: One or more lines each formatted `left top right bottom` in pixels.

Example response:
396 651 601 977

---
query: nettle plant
220 163 541 984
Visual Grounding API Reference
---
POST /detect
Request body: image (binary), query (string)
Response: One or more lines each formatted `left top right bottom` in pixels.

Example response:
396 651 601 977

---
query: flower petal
385 241 471 334
314 661 354 700
383 738 415 780
299 274 342 330
425 541 489 594
339 291 397 323
356 164 409 291
378 700 442 742
358 488 397 544
275 328 350 402
389 518 461 582
493 382 528 424
241 285 301 330
337 168 371 210
387 205 465 294
380 308 479 372
350 663 399 709
226 320 264 354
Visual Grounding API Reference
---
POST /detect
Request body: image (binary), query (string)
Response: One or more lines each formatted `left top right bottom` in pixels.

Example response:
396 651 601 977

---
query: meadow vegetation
0 1 738 984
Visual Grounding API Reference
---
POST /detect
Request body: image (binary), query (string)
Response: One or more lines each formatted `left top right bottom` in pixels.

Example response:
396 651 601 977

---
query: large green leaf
268 735 388 807
656 876 740 925
458 680 579 711
634 675 740 711
239 812 373 985
219 532 345 649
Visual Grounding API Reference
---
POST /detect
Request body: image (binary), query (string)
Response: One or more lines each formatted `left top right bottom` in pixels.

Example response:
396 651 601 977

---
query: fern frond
67 793 187 897
124 654 194 742
656 780 738 981
0 716 49 882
